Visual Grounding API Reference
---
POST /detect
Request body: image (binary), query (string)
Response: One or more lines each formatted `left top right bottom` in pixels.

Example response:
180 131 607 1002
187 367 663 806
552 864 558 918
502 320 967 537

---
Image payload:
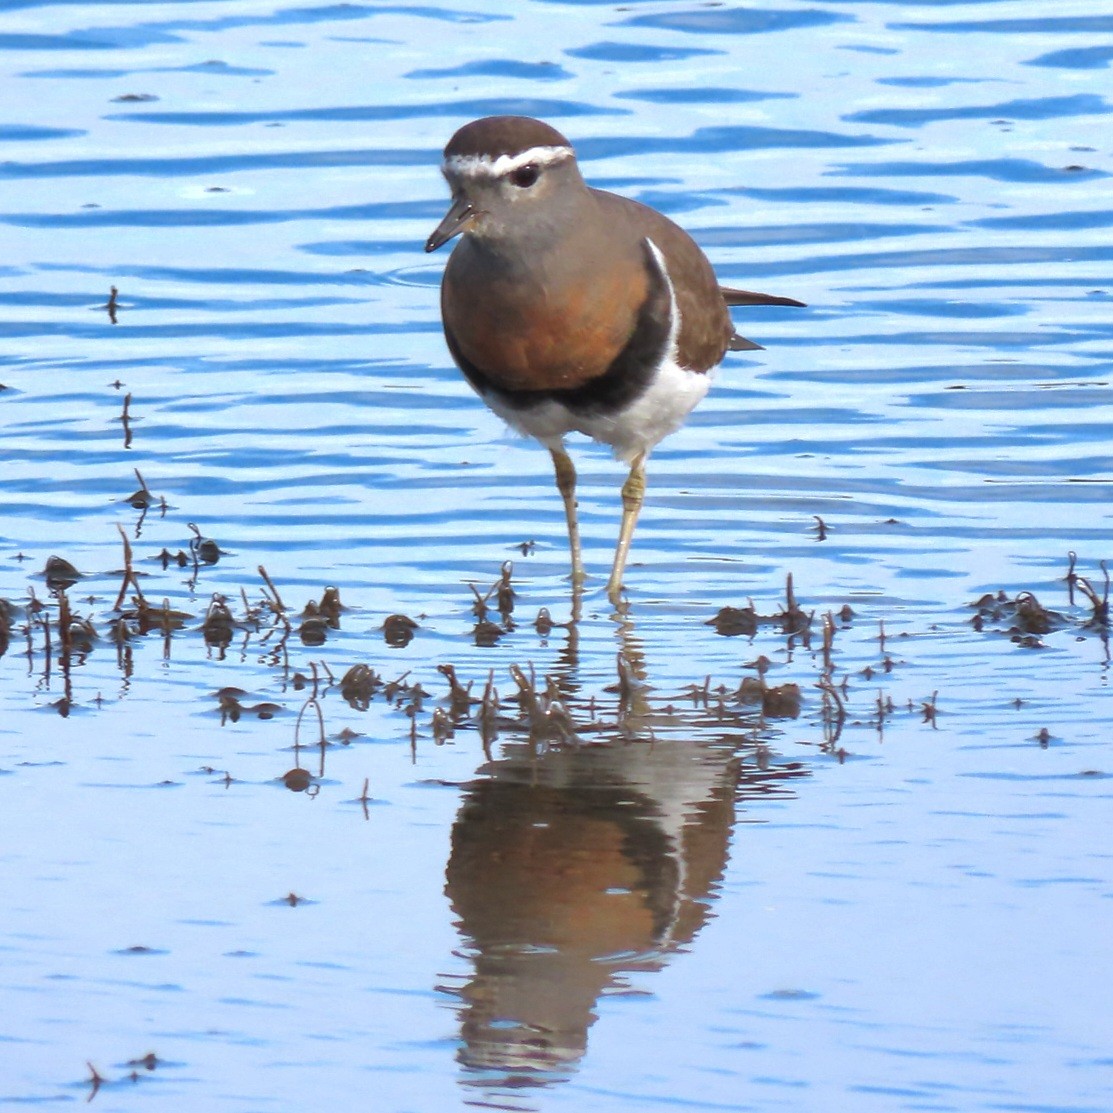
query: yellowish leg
606 452 647 602
550 447 585 588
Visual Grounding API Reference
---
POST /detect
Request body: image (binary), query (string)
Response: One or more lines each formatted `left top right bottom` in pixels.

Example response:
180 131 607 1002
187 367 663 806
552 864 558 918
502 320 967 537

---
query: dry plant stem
159 600 172 659
821 611 836 672
41 606 52 682
294 696 326 749
57 590 72 660
817 677 846 727
922 690 939 727
86 1061 105 1102
469 583 489 622
113 523 135 611
257 565 286 612
1074 561 1110 623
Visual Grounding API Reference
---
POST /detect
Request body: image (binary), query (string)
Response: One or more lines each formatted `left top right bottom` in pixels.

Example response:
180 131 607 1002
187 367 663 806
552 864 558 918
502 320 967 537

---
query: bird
425 115 804 603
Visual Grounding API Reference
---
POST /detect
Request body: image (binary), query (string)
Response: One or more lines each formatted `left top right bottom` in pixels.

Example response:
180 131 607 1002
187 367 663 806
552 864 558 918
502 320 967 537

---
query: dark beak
425 195 476 253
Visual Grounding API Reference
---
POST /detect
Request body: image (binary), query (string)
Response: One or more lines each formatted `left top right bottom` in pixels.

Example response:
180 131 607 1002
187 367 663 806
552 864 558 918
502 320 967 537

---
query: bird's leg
550 446 585 588
606 451 647 602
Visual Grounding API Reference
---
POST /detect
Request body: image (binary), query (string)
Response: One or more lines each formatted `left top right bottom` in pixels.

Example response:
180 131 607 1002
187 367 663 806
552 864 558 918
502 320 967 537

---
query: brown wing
592 193 807 368
590 190 735 373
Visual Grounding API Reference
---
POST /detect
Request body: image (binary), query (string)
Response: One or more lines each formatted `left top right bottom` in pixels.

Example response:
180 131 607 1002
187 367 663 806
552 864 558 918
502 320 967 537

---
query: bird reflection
446 746 736 1088
443 609 807 1096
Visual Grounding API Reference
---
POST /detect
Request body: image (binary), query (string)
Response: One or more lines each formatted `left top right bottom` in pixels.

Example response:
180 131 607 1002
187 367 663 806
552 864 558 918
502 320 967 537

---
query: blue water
1 1 1110 1110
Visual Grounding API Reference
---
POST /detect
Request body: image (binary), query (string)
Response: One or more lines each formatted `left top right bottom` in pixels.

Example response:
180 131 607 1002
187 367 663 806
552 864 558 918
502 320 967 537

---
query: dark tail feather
721 286 806 308
728 334 764 352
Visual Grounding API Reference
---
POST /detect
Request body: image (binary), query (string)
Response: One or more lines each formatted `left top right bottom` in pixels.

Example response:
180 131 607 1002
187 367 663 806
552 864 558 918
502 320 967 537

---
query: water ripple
565 40 721 62
845 93 1111 128
618 8 853 34
890 14 1113 33
1026 45 1113 70
829 158 1107 183
0 148 440 179
105 96 621 126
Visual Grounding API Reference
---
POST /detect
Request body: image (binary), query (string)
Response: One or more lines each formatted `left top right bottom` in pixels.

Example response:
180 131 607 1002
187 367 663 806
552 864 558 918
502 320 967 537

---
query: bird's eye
508 163 540 188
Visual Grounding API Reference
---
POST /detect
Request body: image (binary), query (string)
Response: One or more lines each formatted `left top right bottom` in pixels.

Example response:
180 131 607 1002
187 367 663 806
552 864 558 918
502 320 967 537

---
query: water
1 1 1111 1110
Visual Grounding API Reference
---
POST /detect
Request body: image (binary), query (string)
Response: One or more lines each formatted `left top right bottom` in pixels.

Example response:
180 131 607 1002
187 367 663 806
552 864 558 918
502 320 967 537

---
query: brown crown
443 115 572 160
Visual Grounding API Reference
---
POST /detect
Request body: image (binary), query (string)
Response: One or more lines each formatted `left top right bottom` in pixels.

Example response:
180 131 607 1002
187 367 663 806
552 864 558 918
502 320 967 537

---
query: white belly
483 357 714 465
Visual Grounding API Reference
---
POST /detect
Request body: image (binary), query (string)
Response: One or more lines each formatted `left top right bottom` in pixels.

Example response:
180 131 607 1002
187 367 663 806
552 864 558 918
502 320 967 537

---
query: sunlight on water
0 1 1110 1110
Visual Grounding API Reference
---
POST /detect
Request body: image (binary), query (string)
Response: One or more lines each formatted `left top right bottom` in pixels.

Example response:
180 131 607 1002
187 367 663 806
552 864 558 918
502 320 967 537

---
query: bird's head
425 116 586 253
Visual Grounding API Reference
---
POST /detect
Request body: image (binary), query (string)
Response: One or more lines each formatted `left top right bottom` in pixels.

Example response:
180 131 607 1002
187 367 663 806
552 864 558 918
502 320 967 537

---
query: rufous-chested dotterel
425 115 804 602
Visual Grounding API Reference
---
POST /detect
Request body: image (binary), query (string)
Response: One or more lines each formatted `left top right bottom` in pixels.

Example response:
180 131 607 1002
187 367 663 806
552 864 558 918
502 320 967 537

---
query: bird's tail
720 286 807 308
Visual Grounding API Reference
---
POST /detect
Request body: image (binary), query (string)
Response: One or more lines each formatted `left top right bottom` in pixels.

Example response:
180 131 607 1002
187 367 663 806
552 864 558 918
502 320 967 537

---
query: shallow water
1 1 1111 1110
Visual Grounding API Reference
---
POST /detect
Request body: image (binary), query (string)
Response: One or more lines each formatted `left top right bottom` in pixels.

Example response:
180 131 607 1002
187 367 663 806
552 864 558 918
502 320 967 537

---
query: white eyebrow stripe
443 144 574 178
